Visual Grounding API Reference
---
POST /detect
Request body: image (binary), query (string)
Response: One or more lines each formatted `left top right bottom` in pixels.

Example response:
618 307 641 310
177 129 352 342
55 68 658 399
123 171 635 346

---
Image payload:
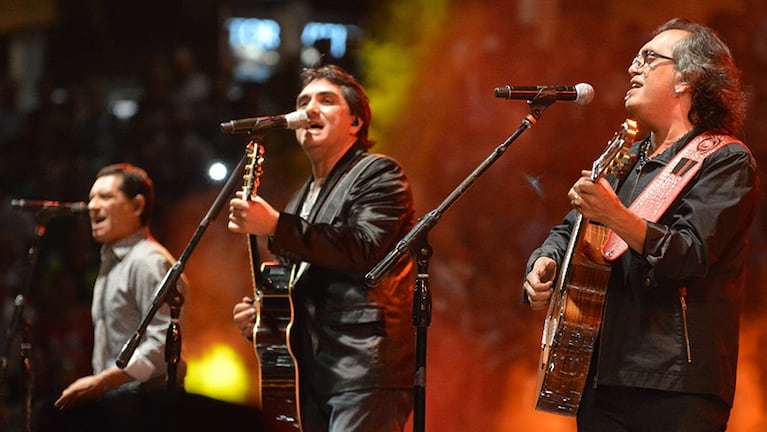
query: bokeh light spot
185 344 251 404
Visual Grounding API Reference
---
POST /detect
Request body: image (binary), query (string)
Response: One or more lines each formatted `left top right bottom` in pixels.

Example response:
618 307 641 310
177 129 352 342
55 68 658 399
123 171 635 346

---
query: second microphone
494 83 594 105
220 111 310 134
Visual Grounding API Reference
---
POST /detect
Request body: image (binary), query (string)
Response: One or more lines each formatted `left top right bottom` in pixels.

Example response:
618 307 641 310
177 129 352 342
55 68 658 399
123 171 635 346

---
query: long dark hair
655 18 747 135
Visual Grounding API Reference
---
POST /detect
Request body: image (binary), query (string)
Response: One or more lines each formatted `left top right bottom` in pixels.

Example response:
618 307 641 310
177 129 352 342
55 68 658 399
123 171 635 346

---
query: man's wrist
100 371 110 393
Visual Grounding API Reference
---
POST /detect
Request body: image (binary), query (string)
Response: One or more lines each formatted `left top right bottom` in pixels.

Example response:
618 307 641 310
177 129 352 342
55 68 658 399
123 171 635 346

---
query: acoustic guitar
242 141 302 431
534 119 638 416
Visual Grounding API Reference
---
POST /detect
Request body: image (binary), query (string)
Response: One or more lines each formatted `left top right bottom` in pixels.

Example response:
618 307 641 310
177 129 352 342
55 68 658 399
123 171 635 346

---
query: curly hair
299 64 375 149
654 18 747 135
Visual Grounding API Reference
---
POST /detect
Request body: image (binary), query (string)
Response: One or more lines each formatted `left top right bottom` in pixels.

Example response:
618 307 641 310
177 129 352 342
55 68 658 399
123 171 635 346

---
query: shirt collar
101 226 150 261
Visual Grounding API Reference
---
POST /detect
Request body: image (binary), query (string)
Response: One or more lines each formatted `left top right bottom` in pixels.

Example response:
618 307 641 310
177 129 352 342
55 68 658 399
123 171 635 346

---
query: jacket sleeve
522 210 577 303
270 156 415 274
641 143 759 283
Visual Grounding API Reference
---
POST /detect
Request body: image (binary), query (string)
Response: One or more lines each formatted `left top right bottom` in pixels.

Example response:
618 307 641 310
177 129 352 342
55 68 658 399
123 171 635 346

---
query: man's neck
309 141 356 180
649 124 694 157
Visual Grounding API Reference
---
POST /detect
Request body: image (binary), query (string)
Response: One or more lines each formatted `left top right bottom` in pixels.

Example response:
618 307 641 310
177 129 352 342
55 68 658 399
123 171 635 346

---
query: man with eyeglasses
523 18 758 431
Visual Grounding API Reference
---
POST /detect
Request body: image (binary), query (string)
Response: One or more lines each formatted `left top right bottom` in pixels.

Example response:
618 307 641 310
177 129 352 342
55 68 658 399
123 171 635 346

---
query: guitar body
534 119 638 416
242 142 302 430
253 260 301 431
535 218 611 415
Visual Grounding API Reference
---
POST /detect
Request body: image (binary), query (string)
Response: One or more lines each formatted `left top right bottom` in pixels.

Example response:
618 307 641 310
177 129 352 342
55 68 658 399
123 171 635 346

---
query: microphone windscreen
574 83 595 105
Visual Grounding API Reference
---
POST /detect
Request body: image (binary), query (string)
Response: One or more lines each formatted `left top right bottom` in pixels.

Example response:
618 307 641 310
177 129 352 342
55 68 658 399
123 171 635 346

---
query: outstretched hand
54 374 104 411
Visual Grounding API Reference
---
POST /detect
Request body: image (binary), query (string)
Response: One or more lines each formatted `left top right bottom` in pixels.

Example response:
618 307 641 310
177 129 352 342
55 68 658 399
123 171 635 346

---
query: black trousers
299 387 413 432
577 383 731 432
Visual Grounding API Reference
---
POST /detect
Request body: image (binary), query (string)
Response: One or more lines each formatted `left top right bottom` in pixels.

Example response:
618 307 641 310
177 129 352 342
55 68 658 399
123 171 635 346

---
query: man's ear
132 194 146 213
674 73 691 96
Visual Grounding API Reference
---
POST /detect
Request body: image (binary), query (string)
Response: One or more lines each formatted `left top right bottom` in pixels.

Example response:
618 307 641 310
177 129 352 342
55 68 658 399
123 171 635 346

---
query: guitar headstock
243 142 265 201
590 119 639 181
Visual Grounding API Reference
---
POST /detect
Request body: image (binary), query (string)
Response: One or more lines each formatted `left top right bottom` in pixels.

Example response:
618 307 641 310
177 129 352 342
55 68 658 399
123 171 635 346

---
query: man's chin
91 230 108 244
624 98 638 116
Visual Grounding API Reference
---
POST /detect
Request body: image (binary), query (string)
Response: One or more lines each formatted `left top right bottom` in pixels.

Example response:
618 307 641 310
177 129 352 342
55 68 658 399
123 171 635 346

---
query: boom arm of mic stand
364 97 556 432
365 96 556 286
116 262 184 368
116 149 250 370
365 210 440 286
1 217 50 388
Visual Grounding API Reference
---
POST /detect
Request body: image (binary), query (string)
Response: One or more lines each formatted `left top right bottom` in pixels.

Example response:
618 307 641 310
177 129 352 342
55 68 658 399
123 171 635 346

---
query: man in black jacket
229 64 415 432
523 18 759 431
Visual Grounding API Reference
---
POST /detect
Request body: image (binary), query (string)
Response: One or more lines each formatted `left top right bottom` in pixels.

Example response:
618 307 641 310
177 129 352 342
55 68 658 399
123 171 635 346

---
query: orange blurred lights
184 344 251 404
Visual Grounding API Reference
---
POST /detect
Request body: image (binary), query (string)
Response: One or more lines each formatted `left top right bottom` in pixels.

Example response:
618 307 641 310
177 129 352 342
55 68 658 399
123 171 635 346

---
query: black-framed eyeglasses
631 50 674 69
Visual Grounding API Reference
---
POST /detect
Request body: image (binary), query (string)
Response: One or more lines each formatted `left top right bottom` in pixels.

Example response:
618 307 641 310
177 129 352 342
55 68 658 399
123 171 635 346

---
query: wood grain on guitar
535 119 638 416
243 142 302 430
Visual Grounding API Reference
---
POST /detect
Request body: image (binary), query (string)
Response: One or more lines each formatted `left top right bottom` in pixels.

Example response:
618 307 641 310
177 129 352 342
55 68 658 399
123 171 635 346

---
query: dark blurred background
1 1 765 431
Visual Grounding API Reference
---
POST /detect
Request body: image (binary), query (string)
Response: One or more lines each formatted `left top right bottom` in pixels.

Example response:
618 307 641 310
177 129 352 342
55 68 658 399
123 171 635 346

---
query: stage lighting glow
301 22 361 58
185 344 250 404
111 99 138 120
207 161 228 183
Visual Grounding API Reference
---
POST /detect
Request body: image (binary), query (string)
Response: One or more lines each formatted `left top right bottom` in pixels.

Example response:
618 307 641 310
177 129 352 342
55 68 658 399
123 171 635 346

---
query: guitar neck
243 141 266 293
247 234 264 291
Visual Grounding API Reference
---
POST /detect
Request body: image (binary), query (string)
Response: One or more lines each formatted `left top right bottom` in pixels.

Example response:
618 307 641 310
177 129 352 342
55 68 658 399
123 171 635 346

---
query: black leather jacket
270 143 416 396
527 129 759 406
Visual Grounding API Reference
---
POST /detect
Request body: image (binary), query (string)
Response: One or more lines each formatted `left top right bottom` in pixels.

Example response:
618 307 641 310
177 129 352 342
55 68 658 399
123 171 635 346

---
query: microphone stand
116 143 254 392
365 96 557 432
0 212 55 432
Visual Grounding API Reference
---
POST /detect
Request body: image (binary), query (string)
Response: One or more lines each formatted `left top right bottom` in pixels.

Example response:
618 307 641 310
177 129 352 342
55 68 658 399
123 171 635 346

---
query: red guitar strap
601 132 742 261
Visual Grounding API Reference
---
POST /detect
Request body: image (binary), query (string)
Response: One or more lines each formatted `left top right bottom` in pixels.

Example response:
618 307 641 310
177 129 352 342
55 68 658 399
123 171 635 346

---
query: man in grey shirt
54 163 186 411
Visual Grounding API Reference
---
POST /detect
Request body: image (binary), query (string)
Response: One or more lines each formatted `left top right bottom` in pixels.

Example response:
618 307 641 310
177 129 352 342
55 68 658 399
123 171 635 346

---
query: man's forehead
298 79 341 97
94 174 120 187
642 29 690 52
91 174 125 195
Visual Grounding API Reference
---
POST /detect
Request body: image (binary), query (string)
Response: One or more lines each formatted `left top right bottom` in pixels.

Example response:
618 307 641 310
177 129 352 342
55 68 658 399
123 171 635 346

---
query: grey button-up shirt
91 227 185 386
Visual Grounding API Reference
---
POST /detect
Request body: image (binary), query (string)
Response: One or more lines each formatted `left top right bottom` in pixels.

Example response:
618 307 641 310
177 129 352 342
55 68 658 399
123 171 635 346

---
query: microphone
494 83 595 105
220 110 310 134
11 199 88 215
